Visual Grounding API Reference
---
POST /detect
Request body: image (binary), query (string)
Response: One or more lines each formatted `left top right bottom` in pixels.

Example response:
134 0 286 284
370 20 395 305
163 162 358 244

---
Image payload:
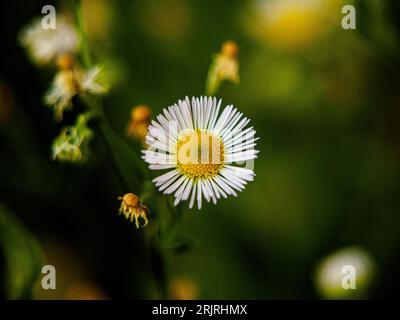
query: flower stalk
73 0 168 298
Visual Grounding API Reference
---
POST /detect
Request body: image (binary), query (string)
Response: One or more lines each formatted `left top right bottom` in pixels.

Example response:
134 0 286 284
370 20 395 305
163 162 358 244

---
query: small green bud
51 113 93 163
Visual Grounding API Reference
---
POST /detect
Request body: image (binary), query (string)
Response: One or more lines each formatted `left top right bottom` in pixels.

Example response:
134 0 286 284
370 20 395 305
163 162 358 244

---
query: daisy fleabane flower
142 96 259 209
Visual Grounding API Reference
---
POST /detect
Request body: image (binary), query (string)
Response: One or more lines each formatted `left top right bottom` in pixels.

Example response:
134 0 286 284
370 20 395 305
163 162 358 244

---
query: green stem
74 0 92 68
73 1 165 299
81 95 144 191
165 197 185 234
205 60 219 96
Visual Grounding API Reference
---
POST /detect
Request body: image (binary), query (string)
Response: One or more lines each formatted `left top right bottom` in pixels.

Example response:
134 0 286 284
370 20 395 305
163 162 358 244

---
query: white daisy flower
142 96 259 209
19 16 79 65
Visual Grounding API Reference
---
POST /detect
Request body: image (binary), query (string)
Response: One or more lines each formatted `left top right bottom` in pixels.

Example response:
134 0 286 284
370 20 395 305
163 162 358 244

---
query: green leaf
0 203 43 299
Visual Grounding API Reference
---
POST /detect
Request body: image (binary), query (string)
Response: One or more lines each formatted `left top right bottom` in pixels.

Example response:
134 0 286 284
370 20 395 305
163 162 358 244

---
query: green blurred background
1 0 400 299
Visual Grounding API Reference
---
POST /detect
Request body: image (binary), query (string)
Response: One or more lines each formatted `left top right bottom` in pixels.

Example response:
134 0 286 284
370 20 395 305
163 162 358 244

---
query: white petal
175 177 190 198
221 168 247 185
214 175 237 197
218 175 242 193
153 169 179 184
149 164 176 170
201 182 210 203
211 178 227 198
165 175 186 194
189 182 197 209
225 165 255 181
182 178 194 200
191 97 198 129
224 127 255 147
213 105 232 134
222 118 250 142
197 180 203 209
204 179 217 204
220 112 242 138
208 98 221 131
225 150 259 163
174 177 190 206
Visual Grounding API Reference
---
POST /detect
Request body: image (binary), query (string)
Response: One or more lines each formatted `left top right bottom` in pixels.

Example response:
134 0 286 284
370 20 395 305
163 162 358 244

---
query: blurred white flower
19 16 80 66
44 69 77 121
44 66 108 121
315 246 376 299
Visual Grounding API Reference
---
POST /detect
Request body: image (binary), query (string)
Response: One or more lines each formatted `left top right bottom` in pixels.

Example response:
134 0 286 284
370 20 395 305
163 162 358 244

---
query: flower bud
127 105 152 143
206 41 239 96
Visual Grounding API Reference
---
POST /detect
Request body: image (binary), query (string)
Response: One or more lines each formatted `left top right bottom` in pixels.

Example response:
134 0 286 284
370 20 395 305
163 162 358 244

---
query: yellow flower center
176 130 224 179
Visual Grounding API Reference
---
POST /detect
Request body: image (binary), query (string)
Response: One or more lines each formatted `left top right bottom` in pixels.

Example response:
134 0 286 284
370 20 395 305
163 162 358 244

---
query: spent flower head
118 193 150 228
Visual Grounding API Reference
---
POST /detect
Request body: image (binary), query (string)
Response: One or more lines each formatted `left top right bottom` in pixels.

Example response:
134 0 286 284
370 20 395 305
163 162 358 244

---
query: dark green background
1 0 400 299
